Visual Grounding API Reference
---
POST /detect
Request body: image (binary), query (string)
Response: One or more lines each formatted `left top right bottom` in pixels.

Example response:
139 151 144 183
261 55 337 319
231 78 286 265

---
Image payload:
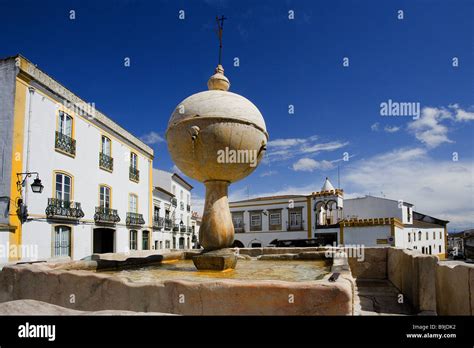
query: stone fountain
166 64 268 270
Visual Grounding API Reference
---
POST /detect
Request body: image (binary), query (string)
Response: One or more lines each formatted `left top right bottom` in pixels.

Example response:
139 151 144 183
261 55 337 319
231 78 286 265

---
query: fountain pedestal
192 248 237 271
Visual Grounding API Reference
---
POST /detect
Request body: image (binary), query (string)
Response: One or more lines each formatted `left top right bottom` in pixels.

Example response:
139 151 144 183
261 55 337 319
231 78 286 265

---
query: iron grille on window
126 212 145 225
99 152 114 172
55 131 76 156
45 198 84 219
94 206 120 224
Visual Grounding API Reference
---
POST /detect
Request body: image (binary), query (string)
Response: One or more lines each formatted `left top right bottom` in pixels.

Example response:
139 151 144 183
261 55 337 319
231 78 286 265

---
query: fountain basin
0 248 355 315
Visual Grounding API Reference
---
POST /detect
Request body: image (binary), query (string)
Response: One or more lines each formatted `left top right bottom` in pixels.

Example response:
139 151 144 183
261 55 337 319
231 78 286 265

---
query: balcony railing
164 218 172 230
94 206 120 224
129 166 139 182
99 152 114 172
180 202 184 210
153 216 164 229
187 204 191 212
45 198 84 219
180 225 186 232
171 198 177 207
55 131 76 156
187 226 193 233
173 224 179 232
126 212 145 226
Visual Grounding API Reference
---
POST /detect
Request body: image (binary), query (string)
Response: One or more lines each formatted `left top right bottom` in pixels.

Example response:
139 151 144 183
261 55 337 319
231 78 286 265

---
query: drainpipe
23 86 35 206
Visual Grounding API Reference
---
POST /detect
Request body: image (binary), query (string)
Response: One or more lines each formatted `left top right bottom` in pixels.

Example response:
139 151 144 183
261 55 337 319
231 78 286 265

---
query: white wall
400 227 445 255
19 84 153 260
234 231 307 248
344 196 412 223
343 225 392 246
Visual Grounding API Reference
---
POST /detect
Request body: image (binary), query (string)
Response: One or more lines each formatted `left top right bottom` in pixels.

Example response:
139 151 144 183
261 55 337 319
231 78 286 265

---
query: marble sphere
166 65 268 252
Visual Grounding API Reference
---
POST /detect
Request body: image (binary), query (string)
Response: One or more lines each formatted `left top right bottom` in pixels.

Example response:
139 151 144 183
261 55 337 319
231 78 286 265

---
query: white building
229 177 448 258
0 55 154 262
152 169 194 249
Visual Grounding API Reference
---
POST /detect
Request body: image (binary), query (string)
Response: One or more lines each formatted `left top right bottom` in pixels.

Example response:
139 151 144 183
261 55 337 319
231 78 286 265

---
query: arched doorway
232 240 244 248
93 228 115 254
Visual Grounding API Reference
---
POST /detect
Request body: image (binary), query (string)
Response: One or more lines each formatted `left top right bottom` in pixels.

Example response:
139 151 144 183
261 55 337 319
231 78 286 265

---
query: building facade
229 177 448 258
152 169 194 249
0 55 154 262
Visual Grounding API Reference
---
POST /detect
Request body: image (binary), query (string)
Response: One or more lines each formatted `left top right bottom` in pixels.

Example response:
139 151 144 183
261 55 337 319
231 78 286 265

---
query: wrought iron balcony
126 212 145 226
99 152 114 172
180 202 184 210
187 226 193 233
129 166 139 182
94 206 120 224
164 218 172 230
55 131 76 156
187 204 191 212
173 224 179 232
180 225 186 232
45 198 84 219
171 198 177 207
153 216 164 229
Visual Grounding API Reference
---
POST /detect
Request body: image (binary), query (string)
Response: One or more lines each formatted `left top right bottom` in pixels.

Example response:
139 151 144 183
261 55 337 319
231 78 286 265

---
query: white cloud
265 135 348 163
300 141 349 154
292 158 334 172
384 125 400 133
407 107 452 148
450 104 474 122
371 122 380 131
407 105 474 148
268 137 310 147
260 170 277 177
343 147 473 230
140 131 165 145
191 195 205 216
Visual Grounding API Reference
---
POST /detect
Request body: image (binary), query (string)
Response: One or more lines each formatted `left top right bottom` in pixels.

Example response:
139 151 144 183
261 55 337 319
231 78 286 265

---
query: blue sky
1 0 473 230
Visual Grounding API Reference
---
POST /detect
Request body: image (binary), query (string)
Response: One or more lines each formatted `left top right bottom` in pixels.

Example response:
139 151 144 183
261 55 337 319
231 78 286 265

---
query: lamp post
16 172 44 223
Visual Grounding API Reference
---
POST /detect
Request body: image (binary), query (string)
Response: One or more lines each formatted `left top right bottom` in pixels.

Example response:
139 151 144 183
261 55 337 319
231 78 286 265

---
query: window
129 194 138 213
426 232 428 240
289 211 302 228
54 226 71 257
408 234 411 242
55 173 72 201
187 194 190 205
250 214 261 226
58 111 73 137
142 231 149 250
439 245 442 253
101 136 111 156
232 212 244 229
165 240 170 248
130 152 138 169
418 231 422 241
407 207 411 223
153 206 160 220
433 231 436 240
129 152 139 181
439 231 442 239
159 241 163 249
129 230 137 250
99 185 111 208
269 212 281 226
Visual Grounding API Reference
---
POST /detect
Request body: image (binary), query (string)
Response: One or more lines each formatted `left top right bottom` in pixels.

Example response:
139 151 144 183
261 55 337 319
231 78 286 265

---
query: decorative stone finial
207 64 230 91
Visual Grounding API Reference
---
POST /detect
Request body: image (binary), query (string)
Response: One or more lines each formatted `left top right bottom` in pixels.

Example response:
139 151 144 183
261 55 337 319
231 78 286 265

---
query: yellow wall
8 78 28 261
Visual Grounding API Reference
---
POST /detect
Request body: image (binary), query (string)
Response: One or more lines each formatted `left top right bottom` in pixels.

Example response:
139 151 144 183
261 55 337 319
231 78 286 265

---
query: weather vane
216 15 227 65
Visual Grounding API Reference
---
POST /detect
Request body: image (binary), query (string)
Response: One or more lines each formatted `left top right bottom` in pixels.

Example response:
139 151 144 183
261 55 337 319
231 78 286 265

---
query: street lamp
17 172 43 194
16 172 43 223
